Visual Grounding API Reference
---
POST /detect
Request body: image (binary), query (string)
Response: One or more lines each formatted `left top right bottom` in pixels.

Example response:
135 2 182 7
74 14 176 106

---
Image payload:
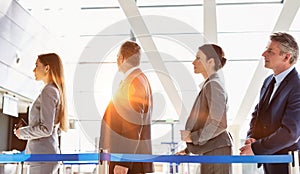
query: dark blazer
248 68 300 173
100 68 154 174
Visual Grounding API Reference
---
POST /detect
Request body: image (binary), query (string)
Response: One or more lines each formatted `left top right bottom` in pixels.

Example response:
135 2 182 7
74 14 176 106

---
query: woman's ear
208 57 215 65
45 65 50 73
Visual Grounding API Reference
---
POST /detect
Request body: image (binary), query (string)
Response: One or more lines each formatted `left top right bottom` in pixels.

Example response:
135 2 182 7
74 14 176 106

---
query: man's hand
114 165 128 174
244 138 256 145
239 138 256 155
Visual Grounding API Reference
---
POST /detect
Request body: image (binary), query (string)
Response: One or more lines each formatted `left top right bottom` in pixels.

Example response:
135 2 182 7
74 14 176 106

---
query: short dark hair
120 41 141 67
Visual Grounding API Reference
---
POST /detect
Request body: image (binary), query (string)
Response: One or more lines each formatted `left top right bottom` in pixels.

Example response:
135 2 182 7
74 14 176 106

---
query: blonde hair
38 53 68 131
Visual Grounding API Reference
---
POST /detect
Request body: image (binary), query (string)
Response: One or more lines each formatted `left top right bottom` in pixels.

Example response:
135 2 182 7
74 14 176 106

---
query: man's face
117 50 124 70
262 40 289 73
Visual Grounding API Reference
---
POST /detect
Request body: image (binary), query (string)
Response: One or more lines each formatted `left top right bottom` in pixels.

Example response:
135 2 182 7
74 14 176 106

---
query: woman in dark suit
177 44 232 174
14 53 68 174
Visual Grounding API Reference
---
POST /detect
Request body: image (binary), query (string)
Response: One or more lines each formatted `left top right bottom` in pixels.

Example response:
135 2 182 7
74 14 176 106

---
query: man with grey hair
240 32 300 174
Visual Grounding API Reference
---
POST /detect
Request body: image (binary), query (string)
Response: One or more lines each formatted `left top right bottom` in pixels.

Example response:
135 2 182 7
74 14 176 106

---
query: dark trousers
263 163 288 174
109 161 153 174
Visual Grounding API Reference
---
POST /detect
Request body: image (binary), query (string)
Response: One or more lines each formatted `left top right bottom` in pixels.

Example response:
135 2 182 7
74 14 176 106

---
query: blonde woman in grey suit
14 53 68 174
177 44 232 174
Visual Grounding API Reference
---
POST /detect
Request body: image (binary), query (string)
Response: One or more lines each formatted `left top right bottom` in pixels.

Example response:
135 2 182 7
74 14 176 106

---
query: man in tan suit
100 41 154 174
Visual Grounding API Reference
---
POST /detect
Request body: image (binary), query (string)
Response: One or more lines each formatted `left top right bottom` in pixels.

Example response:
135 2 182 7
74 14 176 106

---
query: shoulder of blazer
271 68 300 99
41 83 59 99
127 68 148 82
284 68 299 82
126 68 141 78
204 73 225 90
262 68 298 87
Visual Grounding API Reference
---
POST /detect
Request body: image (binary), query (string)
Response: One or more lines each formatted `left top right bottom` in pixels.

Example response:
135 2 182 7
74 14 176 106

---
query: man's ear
284 53 291 62
119 54 125 63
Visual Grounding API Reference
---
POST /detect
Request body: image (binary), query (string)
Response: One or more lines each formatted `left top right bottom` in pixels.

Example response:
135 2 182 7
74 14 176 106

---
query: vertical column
228 124 242 174
203 0 217 43
289 151 300 174
97 149 108 174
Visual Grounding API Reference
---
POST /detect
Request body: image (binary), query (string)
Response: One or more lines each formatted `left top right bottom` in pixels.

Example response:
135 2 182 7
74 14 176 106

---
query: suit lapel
258 76 273 109
269 68 297 106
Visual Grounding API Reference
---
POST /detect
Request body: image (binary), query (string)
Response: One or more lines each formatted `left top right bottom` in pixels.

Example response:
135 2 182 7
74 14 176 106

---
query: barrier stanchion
97 149 108 174
178 163 183 174
170 162 178 174
289 151 300 174
16 162 22 174
172 163 176 174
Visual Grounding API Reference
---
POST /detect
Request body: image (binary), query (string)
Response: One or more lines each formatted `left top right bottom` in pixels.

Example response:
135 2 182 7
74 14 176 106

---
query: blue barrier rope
0 153 98 163
108 154 293 164
0 153 293 164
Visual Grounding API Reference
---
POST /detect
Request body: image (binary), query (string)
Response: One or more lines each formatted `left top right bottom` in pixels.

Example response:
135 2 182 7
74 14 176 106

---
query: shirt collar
123 67 139 80
273 65 294 84
198 71 223 89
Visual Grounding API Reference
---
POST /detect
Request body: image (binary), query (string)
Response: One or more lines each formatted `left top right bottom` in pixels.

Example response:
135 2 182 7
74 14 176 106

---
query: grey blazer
185 72 232 154
19 83 60 154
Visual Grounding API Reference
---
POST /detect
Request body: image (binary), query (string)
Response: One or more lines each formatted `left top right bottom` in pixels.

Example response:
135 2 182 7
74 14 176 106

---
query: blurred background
0 0 299 173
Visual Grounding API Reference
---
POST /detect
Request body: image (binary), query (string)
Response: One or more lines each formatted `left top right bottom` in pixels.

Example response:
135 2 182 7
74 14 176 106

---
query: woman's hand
14 129 21 139
175 149 187 155
180 130 192 143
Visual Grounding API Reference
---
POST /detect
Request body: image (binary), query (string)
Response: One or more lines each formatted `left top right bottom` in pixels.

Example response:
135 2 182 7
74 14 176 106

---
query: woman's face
192 50 208 74
33 59 48 81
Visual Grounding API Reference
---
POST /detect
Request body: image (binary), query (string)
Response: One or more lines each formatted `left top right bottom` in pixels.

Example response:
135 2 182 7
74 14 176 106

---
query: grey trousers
201 146 232 174
29 162 59 174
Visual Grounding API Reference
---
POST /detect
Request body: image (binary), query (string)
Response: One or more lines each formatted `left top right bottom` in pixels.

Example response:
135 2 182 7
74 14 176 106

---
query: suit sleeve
247 104 259 138
19 86 59 140
252 86 300 154
247 78 268 138
190 80 228 145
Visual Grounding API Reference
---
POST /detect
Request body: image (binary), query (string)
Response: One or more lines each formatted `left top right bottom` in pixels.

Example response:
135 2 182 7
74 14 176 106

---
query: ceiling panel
290 7 300 31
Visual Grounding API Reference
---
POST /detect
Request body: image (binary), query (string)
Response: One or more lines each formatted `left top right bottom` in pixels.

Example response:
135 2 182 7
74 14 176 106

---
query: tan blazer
100 68 154 173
